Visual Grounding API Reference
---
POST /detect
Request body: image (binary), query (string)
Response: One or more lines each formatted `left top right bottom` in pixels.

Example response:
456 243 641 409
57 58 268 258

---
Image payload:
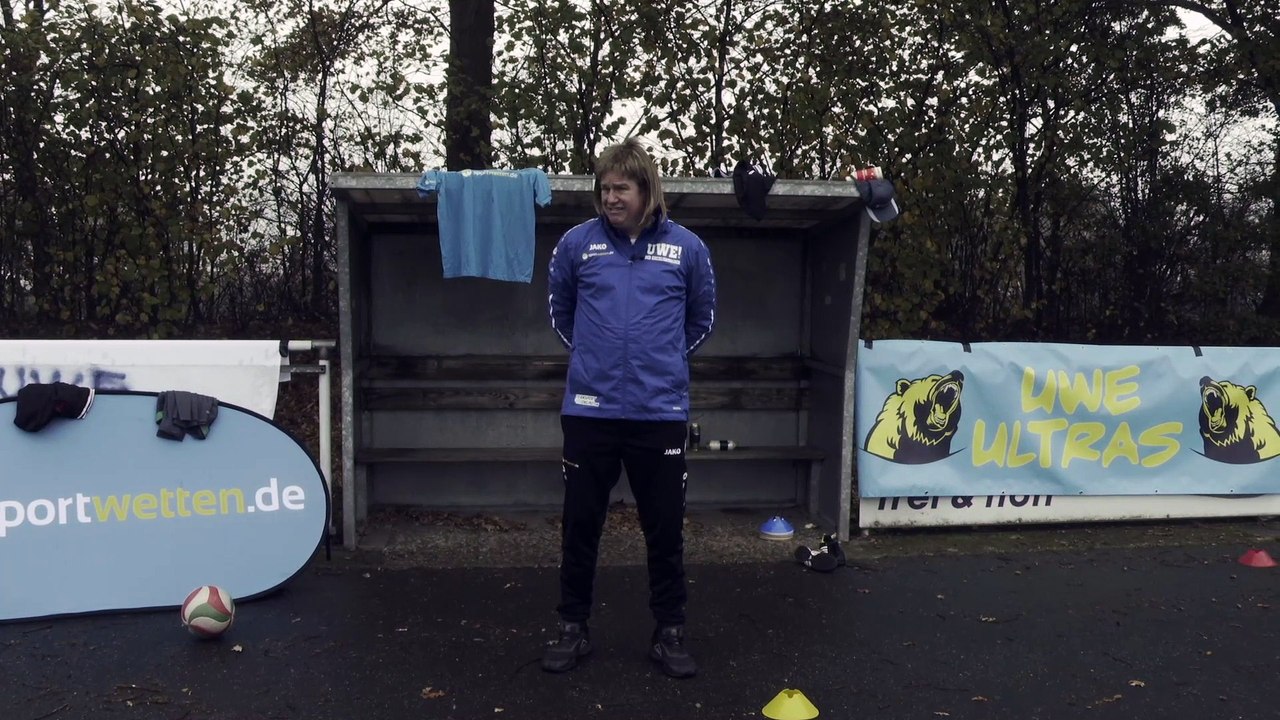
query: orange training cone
1238 549 1278 568
762 689 819 720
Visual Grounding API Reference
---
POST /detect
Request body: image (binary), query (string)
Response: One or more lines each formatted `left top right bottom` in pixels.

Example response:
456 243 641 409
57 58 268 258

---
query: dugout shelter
330 173 874 549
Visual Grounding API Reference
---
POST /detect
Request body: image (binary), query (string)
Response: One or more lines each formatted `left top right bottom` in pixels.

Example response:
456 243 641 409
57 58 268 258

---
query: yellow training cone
762 689 819 720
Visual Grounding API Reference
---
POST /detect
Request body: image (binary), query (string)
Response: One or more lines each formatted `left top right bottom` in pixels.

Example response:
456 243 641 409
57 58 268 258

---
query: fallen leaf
231 644 243 653
421 687 445 699
971 696 989 702
933 712 950 717
804 523 816 529
979 616 997 623
494 708 504 713
1086 693 1123 708
1128 680 1145 688
395 627 408 632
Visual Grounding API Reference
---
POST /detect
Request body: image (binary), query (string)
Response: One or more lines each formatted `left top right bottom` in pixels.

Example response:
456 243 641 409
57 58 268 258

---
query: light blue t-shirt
416 168 553 283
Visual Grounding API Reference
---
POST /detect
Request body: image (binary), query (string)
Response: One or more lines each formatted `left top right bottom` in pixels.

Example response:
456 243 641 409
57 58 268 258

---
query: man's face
599 172 647 237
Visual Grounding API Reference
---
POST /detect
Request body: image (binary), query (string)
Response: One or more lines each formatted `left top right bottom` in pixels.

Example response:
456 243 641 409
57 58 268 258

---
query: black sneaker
794 544 838 572
821 534 847 567
650 625 697 678
541 621 591 673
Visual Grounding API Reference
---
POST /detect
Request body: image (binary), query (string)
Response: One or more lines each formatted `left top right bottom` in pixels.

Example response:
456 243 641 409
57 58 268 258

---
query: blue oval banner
0 391 327 622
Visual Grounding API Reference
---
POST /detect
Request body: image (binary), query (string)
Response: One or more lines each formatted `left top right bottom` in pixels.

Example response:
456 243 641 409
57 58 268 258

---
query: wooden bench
355 354 826 504
355 445 825 512
358 354 810 411
357 445 824 464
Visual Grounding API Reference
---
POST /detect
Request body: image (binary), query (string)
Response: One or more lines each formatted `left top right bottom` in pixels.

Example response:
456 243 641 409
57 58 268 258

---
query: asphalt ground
3 516 1280 720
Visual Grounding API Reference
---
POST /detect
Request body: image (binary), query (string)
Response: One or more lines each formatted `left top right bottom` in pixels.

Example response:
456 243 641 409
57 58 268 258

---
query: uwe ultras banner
0 392 327 622
855 340 1280 498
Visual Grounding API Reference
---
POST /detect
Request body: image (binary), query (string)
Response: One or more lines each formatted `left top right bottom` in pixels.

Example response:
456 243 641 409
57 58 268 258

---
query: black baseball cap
856 179 900 223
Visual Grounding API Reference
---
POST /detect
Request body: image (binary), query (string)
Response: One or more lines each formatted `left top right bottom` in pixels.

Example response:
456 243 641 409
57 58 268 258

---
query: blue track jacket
548 215 716 420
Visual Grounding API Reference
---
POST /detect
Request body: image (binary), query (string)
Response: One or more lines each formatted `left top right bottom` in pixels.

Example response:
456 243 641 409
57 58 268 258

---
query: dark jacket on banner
13 382 95 432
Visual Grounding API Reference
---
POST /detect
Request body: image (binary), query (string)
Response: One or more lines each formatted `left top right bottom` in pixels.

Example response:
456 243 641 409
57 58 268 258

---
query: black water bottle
689 423 701 451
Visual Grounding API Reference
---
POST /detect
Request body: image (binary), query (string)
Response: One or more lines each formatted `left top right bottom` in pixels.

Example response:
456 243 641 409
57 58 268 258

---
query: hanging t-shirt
416 168 552 283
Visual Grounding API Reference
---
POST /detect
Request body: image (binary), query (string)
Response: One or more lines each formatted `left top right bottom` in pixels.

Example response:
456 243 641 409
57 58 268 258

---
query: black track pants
556 414 689 626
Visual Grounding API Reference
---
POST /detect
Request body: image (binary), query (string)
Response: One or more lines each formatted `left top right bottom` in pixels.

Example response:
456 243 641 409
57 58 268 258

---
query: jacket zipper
622 244 635 416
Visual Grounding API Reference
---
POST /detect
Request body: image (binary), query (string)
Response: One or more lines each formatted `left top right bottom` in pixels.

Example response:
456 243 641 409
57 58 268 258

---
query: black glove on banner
156 390 219 441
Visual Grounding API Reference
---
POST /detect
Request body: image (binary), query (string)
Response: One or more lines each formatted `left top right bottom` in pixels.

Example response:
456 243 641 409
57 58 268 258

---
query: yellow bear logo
1199 376 1280 464
863 371 965 464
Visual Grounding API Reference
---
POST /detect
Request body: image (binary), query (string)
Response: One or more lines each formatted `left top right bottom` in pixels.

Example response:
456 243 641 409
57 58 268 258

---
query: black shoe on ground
541 621 591 673
794 544 839 572
820 533 847 567
650 625 697 678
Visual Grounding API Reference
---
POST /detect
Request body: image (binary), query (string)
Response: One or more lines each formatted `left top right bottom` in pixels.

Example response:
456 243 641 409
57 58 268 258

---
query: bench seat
359 355 808 382
357 445 824 464
354 354 826 514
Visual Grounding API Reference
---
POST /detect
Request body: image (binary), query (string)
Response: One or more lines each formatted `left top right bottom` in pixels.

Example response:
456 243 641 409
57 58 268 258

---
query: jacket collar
600 212 668 246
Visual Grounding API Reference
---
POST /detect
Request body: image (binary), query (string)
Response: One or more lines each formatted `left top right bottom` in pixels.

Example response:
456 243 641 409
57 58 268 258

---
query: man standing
543 139 716 678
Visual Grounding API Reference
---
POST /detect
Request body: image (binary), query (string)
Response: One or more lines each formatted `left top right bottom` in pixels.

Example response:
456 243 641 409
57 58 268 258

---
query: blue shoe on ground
759 516 795 540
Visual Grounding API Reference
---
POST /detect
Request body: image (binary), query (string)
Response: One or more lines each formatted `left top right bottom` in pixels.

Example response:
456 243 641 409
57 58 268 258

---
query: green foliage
1 0 244 337
225 0 445 320
1 0 1276 347
493 0 647 173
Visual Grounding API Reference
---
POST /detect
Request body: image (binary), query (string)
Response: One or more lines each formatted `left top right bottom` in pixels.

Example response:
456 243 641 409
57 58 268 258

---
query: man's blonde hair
593 138 667 225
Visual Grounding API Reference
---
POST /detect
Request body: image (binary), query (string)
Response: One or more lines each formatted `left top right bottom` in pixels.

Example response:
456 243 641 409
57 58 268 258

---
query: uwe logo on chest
644 243 682 265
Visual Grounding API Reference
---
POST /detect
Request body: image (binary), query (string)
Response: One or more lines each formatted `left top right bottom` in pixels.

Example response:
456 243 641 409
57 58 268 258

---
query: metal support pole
318 347 333 537
284 339 337 545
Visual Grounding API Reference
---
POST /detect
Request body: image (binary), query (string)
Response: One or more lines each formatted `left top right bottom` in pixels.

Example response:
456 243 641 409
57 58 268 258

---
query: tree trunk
310 70 330 317
445 0 494 171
